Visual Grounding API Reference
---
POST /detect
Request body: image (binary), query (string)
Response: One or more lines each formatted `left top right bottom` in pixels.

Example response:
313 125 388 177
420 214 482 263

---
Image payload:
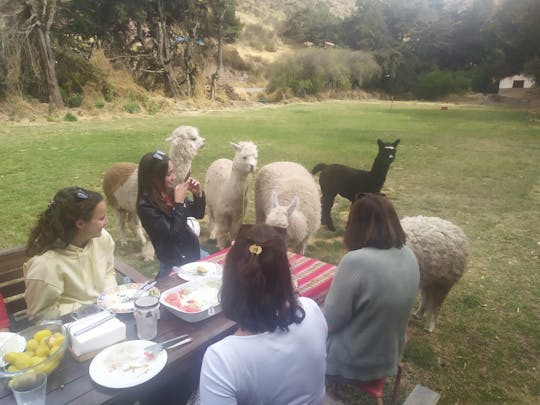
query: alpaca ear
393 139 400 147
271 191 279 208
231 142 241 151
287 196 299 216
377 139 384 147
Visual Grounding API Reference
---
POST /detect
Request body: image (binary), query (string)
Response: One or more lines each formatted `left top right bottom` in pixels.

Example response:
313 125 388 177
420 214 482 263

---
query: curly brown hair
26 187 103 257
344 193 406 251
220 224 305 333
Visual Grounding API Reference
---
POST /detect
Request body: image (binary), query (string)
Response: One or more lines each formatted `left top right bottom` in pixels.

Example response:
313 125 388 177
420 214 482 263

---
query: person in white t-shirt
199 224 328 405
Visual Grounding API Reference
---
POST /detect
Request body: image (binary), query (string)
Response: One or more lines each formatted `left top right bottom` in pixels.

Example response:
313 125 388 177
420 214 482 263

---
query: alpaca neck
227 164 250 196
369 156 391 190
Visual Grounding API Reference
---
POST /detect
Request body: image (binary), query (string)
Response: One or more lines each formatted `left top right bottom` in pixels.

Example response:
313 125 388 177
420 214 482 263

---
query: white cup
10 372 47 405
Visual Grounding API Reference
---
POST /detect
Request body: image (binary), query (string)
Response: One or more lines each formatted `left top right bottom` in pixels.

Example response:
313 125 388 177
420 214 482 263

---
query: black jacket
137 193 205 271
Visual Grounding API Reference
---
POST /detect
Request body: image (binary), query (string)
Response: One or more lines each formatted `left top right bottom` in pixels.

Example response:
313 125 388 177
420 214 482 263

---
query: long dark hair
344 193 406 251
137 151 172 213
26 187 103 257
220 224 305 333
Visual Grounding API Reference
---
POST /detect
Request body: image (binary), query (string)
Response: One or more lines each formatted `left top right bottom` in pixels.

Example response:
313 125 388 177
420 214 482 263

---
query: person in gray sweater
324 193 419 382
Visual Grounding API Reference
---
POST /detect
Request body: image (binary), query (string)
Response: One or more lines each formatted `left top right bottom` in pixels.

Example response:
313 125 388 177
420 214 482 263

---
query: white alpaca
204 142 258 249
255 162 321 254
166 126 206 181
401 215 470 332
102 125 205 261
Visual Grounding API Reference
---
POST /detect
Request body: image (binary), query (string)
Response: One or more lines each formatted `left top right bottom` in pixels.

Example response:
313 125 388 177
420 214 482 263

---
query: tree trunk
33 0 63 108
157 0 180 98
211 1 225 100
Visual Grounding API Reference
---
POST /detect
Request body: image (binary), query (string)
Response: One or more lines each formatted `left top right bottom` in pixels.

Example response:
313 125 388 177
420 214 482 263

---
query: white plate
97 283 160 314
89 340 167 389
173 261 223 281
0 332 26 367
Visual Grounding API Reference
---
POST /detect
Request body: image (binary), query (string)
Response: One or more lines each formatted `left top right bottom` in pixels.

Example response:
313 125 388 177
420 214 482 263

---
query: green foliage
414 70 470 100
94 100 105 109
67 93 84 108
523 56 540 83
123 101 141 114
267 49 380 96
282 3 341 44
64 112 78 121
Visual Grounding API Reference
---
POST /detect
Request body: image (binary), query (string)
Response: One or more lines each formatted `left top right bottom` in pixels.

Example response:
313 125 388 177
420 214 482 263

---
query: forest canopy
0 0 538 105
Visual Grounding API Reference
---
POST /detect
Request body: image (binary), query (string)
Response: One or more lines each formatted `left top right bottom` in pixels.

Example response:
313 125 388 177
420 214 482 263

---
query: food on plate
164 282 220 313
196 265 208 275
104 343 151 374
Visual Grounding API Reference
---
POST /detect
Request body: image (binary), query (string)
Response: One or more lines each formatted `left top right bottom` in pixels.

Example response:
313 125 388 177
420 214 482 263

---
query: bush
242 24 278 52
95 100 105 109
223 47 254 71
266 49 380 97
67 93 83 108
123 101 140 114
64 112 77 122
414 70 471 100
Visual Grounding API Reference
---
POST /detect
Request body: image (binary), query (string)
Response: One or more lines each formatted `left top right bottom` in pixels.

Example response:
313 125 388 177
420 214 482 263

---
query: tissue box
66 312 126 359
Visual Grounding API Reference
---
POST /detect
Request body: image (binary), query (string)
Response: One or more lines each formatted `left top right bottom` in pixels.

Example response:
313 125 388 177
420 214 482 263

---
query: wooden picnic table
0 248 336 404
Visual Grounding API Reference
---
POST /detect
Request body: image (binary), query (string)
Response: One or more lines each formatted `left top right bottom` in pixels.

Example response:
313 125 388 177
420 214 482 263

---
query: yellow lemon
14 355 32 370
6 365 18 372
31 356 46 366
50 345 61 355
34 329 52 342
35 344 50 357
51 334 65 347
3 352 19 365
26 338 39 352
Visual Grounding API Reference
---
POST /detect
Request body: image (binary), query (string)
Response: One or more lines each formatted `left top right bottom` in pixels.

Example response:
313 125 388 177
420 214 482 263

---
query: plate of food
173 261 223 282
89 340 167 389
97 283 160 314
161 277 222 322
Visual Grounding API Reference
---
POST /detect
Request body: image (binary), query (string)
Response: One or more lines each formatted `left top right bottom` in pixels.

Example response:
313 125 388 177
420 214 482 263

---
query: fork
121 280 157 303
144 334 192 356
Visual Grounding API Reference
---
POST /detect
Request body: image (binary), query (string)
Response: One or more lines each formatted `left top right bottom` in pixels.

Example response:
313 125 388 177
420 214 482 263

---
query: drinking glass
10 372 47 405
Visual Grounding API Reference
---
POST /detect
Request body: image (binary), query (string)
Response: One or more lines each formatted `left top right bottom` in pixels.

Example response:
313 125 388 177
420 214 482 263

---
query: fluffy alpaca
166 125 206 182
401 216 470 332
312 139 399 231
255 162 321 254
102 125 205 261
204 141 258 249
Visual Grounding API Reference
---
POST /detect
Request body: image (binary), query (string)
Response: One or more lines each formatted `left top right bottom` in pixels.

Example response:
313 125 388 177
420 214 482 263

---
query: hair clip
249 244 262 255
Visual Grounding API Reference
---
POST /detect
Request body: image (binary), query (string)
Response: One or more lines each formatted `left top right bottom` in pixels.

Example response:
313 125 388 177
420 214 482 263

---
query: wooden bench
0 245 147 327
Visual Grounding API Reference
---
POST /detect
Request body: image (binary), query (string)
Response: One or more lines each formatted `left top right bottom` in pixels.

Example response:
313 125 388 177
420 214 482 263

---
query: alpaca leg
141 240 155 262
413 288 427 320
321 194 336 231
114 208 128 246
229 218 242 244
215 215 230 250
424 285 451 332
128 212 147 245
208 206 217 240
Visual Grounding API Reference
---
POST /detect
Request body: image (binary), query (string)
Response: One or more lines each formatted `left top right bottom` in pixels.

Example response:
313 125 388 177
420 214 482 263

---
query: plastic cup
10 372 47 405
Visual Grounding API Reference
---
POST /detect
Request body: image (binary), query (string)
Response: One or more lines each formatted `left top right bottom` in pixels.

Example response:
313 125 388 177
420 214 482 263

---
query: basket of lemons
0 323 68 379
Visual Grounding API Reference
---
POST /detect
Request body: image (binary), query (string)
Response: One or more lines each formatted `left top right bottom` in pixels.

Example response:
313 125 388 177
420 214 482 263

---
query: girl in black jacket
137 150 206 278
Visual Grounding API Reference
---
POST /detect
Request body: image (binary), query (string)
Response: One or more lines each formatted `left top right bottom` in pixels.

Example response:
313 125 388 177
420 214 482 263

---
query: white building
498 74 535 96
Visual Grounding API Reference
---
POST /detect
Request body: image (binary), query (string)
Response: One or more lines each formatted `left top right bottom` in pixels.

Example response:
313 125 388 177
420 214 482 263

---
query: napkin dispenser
66 311 126 357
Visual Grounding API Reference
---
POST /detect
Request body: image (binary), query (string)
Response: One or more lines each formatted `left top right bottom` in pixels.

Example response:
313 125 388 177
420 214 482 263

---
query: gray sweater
324 247 419 381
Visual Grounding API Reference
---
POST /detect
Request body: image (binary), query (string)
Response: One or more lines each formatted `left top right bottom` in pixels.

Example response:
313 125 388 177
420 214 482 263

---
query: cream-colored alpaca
204 142 258 249
102 125 205 261
255 161 321 254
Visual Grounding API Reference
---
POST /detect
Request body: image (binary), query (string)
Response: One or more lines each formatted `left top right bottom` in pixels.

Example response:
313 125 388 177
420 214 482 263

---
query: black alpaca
312 139 400 231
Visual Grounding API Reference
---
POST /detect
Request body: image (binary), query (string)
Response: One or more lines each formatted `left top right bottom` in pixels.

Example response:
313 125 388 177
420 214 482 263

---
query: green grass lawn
1 101 538 403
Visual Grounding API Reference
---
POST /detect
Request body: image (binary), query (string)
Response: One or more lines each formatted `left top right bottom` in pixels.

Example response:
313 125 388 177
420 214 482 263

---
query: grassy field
1 101 538 404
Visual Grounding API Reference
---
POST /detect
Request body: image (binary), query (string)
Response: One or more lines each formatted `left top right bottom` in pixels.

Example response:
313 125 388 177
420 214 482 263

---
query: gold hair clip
249 244 262 255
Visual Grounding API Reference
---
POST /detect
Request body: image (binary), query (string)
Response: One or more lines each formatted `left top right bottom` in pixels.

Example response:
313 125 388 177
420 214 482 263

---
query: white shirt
200 297 328 405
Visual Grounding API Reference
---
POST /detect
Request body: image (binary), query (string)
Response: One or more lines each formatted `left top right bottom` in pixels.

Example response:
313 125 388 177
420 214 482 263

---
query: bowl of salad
160 277 222 322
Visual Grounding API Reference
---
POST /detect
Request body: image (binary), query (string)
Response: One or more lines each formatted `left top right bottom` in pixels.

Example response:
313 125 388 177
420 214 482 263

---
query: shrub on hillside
223 47 254 71
67 93 84 108
414 70 470 100
266 49 380 97
123 101 140 114
242 24 279 52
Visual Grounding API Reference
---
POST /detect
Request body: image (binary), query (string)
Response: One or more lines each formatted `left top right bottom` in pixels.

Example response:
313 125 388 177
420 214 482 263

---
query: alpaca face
166 125 206 155
232 141 258 174
377 139 400 163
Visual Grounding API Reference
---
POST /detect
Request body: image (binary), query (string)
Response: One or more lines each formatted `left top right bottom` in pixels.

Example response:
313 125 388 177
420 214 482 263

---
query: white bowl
160 277 222 323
